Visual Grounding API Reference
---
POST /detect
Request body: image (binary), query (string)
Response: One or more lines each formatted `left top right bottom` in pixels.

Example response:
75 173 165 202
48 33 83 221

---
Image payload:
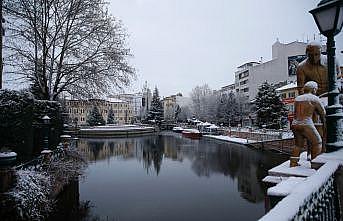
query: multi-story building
234 62 260 99
219 83 235 96
234 41 317 101
162 93 192 122
110 93 143 121
248 40 321 101
163 95 177 122
65 98 133 125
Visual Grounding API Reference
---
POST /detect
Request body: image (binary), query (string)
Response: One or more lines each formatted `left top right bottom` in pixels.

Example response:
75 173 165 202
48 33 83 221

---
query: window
243 88 249 92
281 93 286 99
288 92 295 98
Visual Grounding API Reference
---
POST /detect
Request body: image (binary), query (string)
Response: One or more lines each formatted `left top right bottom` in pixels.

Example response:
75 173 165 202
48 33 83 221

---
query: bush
0 89 63 160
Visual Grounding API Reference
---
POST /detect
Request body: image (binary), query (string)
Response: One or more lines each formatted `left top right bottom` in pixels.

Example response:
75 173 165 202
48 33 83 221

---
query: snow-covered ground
204 135 257 144
80 125 154 131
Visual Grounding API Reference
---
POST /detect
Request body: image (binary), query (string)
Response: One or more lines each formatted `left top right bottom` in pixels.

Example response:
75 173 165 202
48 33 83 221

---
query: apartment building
65 98 133 125
234 62 260 99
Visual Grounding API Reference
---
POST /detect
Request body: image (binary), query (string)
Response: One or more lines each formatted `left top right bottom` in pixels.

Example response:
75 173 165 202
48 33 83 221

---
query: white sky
109 0 343 97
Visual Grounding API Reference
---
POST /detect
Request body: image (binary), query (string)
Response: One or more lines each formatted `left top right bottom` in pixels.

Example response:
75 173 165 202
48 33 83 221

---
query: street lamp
42 115 51 150
310 0 343 152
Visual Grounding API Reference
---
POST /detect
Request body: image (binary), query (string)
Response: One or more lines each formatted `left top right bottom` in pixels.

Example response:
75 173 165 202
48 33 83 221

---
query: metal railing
260 161 341 221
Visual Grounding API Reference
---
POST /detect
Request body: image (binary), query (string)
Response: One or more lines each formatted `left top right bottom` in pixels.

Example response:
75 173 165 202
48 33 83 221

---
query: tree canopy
4 0 135 100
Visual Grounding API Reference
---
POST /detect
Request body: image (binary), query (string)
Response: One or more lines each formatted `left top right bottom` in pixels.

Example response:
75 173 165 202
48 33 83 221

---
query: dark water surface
56 134 288 221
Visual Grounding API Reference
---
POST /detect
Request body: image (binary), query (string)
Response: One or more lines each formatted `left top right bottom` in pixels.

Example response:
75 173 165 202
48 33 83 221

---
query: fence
260 162 341 221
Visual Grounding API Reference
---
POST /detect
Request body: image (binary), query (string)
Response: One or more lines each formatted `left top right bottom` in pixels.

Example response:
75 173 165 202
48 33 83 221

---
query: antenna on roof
306 35 309 43
276 37 279 42
260 57 263 63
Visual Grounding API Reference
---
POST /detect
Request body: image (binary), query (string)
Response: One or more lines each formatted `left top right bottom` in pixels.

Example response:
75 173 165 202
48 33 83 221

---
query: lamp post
42 115 51 150
310 0 343 152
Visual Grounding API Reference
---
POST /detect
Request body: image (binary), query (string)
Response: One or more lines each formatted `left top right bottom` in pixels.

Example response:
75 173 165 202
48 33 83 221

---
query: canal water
53 133 288 221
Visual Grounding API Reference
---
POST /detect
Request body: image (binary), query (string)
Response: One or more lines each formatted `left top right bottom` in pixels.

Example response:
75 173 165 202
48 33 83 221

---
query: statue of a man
297 42 342 96
290 81 326 167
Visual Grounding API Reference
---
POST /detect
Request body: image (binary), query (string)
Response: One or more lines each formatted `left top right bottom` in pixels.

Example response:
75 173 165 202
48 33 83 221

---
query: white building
247 40 310 101
219 83 236 96
233 40 316 101
234 62 260 99
110 93 143 120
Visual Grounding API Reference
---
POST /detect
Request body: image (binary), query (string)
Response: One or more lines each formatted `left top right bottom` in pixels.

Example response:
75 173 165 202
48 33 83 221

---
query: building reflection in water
77 134 287 204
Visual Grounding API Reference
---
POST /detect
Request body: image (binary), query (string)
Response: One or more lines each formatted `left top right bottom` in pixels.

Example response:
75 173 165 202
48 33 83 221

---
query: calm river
52 133 288 221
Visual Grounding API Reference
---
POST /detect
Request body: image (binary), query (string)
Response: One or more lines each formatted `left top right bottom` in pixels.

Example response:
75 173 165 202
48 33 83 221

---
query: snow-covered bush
5 148 87 220
7 170 53 220
47 148 88 185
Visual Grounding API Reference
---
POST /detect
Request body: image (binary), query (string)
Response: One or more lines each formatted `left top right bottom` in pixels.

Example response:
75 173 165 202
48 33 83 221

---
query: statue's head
306 42 321 65
304 81 318 94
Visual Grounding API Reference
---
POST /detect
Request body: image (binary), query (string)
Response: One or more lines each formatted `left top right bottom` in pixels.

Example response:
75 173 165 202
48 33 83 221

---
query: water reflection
64 135 286 220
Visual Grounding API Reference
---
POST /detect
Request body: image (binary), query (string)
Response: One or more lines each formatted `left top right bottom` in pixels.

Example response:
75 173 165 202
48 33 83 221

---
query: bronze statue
297 42 342 96
297 43 327 96
290 81 326 167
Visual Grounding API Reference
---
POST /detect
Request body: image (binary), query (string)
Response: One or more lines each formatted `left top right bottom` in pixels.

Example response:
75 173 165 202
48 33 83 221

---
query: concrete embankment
77 125 157 138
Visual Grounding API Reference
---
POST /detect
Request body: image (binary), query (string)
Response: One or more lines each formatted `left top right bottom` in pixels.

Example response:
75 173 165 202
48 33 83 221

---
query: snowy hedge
0 89 63 158
5 148 87 220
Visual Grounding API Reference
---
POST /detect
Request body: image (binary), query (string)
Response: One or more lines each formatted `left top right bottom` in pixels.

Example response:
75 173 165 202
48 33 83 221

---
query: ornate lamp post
42 115 51 150
310 0 343 152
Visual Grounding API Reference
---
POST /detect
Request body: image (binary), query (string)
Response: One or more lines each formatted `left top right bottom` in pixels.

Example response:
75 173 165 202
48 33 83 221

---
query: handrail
259 161 340 221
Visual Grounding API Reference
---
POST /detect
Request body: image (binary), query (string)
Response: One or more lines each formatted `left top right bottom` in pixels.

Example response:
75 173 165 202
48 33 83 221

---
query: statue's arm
297 68 305 95
314 100 326 127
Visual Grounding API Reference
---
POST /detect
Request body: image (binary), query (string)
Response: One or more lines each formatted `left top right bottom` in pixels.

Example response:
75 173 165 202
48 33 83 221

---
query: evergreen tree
255 82 287 129
147 87 163 123
107 108 115 124
87 106 105 126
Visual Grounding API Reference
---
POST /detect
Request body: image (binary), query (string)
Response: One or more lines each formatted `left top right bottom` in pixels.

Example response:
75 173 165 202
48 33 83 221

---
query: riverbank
77 125 156 138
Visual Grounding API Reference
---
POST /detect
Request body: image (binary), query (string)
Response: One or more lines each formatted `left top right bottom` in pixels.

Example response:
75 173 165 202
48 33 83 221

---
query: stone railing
260 161 341 221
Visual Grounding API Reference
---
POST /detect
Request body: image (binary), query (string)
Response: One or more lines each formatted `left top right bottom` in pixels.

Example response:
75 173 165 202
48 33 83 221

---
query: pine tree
87 106 105 126
255 81 287 129
147 87 163 123
107 108 115 124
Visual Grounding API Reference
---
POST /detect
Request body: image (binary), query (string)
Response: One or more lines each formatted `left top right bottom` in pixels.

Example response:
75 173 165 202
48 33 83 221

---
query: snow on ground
259 161 340 221
204 135 257 144
80 125 154 131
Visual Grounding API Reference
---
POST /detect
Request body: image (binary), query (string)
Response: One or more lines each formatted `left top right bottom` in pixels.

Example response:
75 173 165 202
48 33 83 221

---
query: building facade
276 82 298 128
234 61 260 99
247 41 313 101
110 93 143 121
66 98 133 125
219 83 236 96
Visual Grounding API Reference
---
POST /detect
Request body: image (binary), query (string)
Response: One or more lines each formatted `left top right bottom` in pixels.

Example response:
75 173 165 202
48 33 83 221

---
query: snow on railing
259 161 340 221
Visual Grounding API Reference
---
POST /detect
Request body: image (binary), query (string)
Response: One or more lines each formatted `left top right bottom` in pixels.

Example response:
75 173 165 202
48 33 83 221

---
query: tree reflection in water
78 135 287 204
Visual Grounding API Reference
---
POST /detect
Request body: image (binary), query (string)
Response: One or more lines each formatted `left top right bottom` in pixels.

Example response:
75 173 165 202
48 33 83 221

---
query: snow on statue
290 81 326 168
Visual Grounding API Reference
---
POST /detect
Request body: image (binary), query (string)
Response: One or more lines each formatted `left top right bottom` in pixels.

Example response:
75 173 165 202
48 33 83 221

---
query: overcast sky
109 0 343 97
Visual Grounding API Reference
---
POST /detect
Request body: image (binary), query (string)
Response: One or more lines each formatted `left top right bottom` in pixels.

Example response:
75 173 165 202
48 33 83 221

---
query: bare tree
4 0 135 100
190 84 217 122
